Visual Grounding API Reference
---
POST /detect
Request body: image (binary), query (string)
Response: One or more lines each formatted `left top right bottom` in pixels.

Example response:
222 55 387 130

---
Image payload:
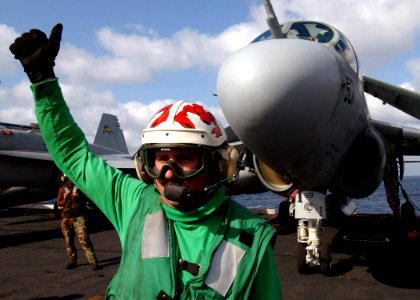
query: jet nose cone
217 39 340 139
217 39 342 182
216 38 342 176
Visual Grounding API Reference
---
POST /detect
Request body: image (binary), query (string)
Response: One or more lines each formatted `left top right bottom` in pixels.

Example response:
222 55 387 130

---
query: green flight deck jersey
32 79 282 299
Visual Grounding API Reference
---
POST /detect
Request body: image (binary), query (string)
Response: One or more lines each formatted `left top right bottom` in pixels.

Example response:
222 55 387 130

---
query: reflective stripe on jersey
205 240 246 296
142 210 169 258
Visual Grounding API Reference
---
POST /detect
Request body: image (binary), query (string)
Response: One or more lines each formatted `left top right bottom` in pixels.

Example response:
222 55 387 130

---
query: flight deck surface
1 208 420 299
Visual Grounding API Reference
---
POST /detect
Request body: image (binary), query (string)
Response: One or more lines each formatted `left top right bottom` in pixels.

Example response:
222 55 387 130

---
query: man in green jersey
10 23 282 299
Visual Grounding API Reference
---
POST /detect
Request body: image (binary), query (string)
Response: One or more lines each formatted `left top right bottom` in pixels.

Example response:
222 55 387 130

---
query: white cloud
406 58 420 91
51 83 174 152
273 0 420 71
366 93 420 129
8 1 418 90
1 0 420 156
56 20 262 86
56 43 155 85
0 25 19 75
0 80 35 125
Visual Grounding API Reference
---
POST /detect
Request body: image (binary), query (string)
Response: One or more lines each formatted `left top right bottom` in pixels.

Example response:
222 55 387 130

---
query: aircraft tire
296 243 310 274
320 242 333 275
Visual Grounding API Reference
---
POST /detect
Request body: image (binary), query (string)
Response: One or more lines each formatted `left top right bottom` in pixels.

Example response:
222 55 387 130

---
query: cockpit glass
287 22 334 42
334 32 359 74
251 21 359 74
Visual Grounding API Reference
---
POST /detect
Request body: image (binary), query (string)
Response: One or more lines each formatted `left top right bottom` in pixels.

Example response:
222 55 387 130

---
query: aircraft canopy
252 21 359 74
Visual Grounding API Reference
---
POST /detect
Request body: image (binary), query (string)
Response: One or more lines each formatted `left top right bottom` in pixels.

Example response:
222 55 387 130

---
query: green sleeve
250 245 282 299
31 79 146 239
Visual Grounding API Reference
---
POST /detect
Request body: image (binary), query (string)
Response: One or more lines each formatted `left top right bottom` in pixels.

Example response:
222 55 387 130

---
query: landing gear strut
294 191 332 275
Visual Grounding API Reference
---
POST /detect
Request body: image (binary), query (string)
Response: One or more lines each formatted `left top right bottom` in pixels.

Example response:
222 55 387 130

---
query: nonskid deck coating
1 208 420 299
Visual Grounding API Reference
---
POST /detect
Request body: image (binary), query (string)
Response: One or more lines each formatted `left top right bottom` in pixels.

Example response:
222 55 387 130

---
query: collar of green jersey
162 188 226 223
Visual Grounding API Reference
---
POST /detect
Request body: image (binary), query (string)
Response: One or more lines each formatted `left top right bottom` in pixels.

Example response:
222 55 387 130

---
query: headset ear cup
226 145 240 181
218 145 240 182
134 152 154 184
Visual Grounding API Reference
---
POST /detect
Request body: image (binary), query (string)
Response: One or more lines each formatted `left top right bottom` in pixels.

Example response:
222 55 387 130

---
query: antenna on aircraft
263 0 283 38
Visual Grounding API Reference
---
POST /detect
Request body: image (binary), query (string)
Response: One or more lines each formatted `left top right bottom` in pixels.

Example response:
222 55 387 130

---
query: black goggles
141 147 208 180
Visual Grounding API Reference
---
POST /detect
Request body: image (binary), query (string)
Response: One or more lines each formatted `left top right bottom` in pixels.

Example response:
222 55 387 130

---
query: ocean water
232 176 420 215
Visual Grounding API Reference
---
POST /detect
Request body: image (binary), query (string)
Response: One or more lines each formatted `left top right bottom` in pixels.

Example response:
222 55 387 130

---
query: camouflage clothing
383 156 401 217
57 181 98 266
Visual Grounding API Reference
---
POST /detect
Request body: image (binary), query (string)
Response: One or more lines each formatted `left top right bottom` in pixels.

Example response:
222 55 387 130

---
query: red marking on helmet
174 104 223 138
211 127 222 138
150 104 172 128
174 105 196 128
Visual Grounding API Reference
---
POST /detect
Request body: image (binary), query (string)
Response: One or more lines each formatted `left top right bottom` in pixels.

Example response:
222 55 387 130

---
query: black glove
10 23 63 84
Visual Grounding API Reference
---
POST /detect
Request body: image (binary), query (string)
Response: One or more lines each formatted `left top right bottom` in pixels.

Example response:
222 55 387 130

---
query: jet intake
253 155 294 195
333 129 386 198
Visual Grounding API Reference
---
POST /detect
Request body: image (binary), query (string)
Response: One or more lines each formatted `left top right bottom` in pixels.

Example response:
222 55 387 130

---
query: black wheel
320 242 333 275
297 243 310 274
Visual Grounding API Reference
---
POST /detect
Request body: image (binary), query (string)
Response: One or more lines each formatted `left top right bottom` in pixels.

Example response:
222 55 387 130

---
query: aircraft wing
99 154 135 169
0 150 54 160
0 150 135 166
371 119 420 156
0 113 136 208
364 75 420 120
364 76 420 156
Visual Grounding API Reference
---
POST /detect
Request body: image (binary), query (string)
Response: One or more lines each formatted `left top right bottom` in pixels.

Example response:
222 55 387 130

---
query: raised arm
9 24 145 235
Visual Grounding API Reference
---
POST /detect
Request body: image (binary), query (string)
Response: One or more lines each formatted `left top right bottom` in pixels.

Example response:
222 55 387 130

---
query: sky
1 0 420 174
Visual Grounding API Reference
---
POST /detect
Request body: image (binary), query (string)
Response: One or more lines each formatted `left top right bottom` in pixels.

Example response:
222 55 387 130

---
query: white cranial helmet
141 100 227 147
135 101 239 184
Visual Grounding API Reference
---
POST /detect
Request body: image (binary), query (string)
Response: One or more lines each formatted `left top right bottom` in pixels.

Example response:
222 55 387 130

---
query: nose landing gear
293 191 333 275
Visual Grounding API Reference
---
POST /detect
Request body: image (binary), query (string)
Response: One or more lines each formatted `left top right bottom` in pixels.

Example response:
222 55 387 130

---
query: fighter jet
0 113 134 208
217 0 420 275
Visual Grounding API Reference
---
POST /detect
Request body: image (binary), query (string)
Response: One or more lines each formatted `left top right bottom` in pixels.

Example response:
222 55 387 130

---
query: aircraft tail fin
92 113 129 154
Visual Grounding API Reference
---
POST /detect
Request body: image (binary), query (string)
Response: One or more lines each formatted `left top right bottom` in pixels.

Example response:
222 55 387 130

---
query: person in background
10 23 281 299
57 174 101 270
